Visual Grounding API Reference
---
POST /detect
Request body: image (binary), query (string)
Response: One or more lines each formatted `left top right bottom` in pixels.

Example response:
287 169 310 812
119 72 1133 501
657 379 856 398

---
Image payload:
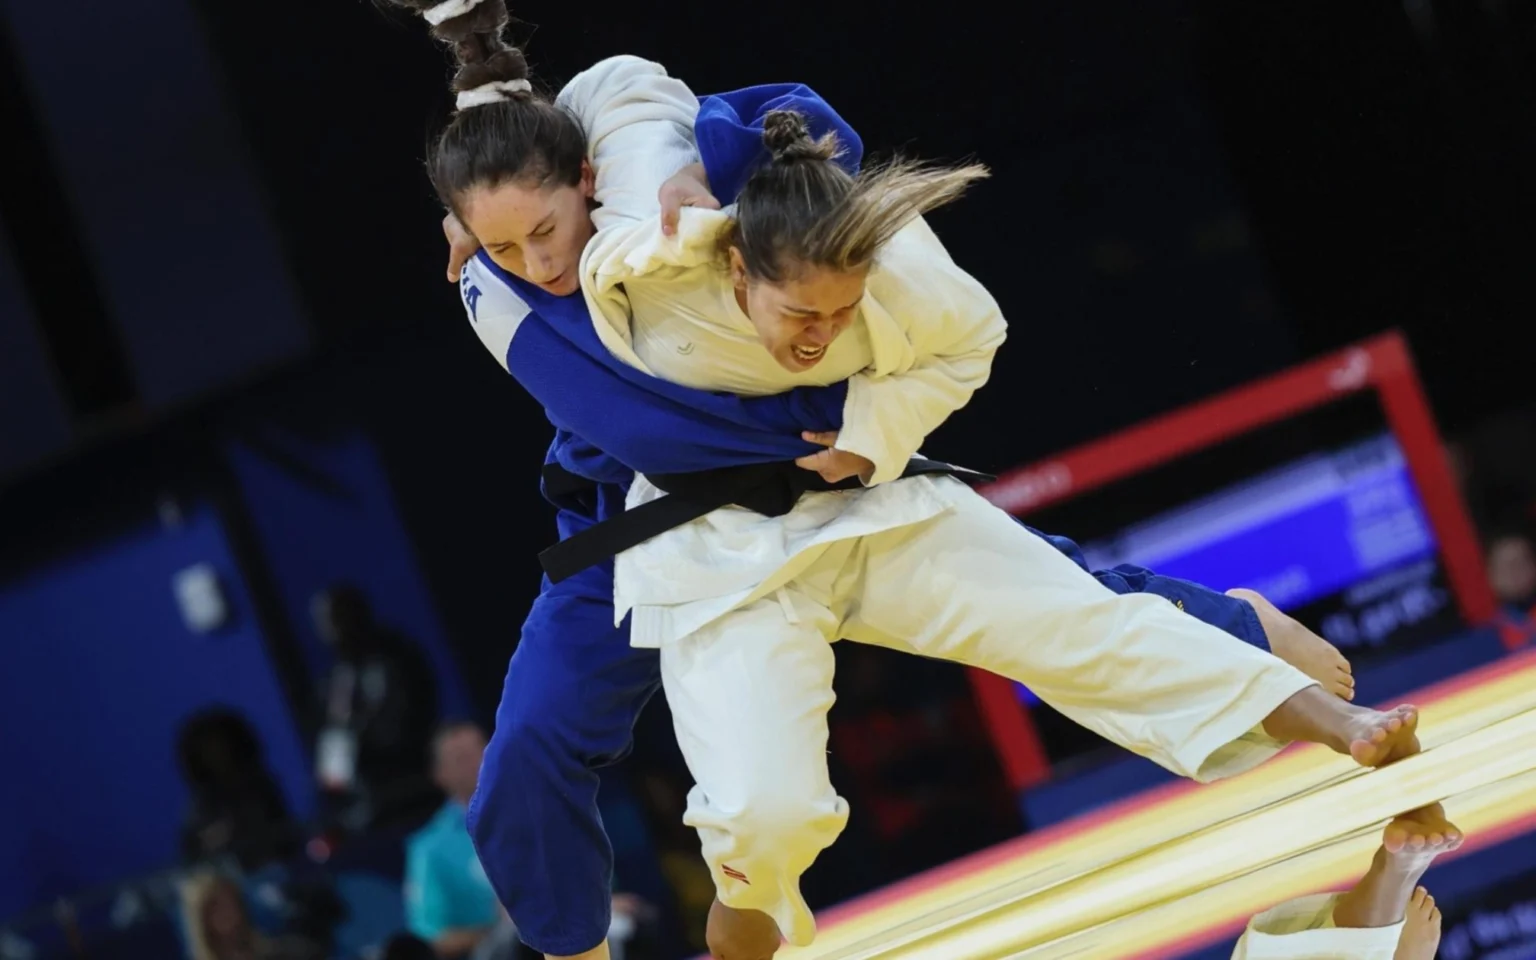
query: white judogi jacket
1232 894 1404 960
579 208 1007 646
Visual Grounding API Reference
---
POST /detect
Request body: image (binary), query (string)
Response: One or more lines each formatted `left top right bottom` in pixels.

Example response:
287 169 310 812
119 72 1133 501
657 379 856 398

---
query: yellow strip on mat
778 659 1536 960
1015 769 1536 960
825 708 1536 959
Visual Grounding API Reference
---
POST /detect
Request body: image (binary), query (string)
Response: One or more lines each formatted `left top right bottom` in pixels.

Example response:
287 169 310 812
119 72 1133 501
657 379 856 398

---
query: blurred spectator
637 771 715 953
177 708 298 871
1456 410 1536 532
405 722 649 959
403 723 499 958
1486 527 1536 612
312 584 439 831
180 872 326 960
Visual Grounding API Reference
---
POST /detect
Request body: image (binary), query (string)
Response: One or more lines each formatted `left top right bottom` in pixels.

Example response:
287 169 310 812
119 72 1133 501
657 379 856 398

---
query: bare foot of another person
1228 588 1355 700
706 898 782 960
1394 886 1443 960
1334 807 1462 930
1261 687 1420 769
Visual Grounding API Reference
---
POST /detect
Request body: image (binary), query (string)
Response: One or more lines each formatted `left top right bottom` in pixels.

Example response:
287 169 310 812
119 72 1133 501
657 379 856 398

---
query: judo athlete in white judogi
563 110 1426 952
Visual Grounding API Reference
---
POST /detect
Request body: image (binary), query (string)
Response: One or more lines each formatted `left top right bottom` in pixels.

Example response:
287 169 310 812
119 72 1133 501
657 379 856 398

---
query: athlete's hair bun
384 0 530 94
762 110 840 164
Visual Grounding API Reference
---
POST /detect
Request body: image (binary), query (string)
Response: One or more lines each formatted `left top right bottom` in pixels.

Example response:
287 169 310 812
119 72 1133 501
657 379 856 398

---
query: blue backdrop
225 429 472 720
0 505 313 921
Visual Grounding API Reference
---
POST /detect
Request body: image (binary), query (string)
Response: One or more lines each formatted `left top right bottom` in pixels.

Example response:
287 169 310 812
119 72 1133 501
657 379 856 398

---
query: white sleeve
458 255 532 372
1231 895 1404 960
834 217 1008 485
579 209 734 375
556 55 701 233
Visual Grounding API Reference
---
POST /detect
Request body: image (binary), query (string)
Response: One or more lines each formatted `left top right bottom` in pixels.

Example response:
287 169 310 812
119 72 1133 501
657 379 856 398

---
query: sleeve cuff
835 377 907 485
1240 894 1404 960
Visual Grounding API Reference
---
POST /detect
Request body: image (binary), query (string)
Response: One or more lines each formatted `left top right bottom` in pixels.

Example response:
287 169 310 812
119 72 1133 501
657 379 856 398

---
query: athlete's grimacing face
460 160 596 297
729 246 867 373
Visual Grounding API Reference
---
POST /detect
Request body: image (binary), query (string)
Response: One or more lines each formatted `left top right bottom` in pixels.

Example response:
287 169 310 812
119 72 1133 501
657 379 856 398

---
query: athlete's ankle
1261 685 1350 752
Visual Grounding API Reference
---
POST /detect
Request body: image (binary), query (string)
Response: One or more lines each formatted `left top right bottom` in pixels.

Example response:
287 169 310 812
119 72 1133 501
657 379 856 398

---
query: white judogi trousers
1233 894 1405 960
659 486 1318 946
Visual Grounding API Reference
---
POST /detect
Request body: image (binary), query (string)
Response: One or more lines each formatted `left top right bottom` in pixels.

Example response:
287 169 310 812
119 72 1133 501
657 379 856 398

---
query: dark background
6 0 1534 711
2 0 1535 943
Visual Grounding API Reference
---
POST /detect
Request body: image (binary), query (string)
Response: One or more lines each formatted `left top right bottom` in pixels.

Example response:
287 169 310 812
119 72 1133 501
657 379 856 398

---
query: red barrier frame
970 330 1501 792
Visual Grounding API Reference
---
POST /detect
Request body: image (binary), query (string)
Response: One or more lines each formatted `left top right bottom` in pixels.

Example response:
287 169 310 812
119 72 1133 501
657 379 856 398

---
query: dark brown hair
385 1 585 217
726 110 990 283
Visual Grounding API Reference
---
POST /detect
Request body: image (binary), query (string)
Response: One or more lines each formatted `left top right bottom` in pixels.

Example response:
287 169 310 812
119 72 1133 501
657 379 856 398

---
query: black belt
539 457 994 584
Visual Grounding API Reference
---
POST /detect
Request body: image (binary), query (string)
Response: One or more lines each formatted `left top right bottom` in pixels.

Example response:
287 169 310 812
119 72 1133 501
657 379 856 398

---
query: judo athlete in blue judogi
385 8 1355 954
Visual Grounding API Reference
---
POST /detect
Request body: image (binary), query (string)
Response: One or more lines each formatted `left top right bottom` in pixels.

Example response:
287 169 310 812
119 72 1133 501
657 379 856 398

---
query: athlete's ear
579 158 596 199
728 246 748 289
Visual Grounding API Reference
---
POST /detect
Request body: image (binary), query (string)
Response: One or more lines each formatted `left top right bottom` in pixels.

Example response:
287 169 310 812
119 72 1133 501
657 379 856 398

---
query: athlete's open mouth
791 344 826 363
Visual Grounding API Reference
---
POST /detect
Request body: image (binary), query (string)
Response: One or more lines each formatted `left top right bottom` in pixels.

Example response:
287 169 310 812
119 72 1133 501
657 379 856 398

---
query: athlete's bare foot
1394 886 1443 960
1346 705 1421 767
1260 686 1421 769
1334 807 1462 930
1228 588 1355 700
706 898 781 960
1381 804 1463 859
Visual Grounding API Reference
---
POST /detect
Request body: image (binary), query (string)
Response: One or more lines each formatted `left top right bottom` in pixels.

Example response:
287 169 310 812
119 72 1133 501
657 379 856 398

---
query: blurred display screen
1077 433 1453 649
1009 395 1466 754
1019 433 1458 714
1441 868 1536 960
